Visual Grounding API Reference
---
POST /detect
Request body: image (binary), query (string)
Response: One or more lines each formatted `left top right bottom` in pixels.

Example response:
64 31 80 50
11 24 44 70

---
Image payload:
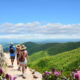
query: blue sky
0 0 80 24
0 0 80 40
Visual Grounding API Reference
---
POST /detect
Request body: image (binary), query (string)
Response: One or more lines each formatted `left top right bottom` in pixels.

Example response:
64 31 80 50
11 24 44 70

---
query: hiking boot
22 75 26 79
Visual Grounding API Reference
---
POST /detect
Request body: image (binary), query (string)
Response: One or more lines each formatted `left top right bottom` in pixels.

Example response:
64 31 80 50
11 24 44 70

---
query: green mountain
22 42 40 54
24 42 80 55
29 48 80 75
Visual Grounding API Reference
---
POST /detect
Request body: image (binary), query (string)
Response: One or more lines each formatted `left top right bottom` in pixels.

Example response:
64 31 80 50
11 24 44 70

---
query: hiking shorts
10 56 15 59
20 59 27 65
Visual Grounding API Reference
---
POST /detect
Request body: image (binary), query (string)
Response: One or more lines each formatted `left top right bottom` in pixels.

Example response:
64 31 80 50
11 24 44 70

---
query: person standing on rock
19 45 29 79
8 42 16 67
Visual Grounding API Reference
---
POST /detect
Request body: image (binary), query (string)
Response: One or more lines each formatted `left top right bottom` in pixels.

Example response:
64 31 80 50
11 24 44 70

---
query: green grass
29 48 80 75
29 51 49 62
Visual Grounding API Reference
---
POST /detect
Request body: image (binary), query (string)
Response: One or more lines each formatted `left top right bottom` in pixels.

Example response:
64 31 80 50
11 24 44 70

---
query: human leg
11 56 15 66
22 64 26 79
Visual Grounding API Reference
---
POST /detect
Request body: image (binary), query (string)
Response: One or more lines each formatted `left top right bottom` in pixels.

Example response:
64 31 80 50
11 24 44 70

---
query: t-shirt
8 45 16 56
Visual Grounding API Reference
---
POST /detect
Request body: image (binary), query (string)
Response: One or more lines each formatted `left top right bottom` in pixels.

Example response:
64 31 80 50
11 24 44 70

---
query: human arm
25 51 30 62
27 53 30 62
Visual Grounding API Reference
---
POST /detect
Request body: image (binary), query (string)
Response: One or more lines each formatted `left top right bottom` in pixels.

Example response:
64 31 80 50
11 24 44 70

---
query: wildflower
9 75 13 80
3 79 7 80
74 73 79 79
5 74 10 79
48 72 52 75
54 70 60 76
61 69 63 73
13 76 17 80
79 66 80 68
52 68 55 72
72 72 75 74
72 72 75 77
77 71 80 80
45 71 49 74
73 69 77 72
0 68 3 74
42 73 46 78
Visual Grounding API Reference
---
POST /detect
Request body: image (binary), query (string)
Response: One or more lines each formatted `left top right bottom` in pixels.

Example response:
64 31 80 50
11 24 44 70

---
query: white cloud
0 22 80 39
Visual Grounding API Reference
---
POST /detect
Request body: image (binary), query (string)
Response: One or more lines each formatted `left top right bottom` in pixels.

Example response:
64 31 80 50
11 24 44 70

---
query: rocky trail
4 53 42 80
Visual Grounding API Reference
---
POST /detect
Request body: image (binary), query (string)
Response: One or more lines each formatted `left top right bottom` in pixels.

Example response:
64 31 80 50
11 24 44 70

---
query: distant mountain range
1 38 80 44
3 41 80 54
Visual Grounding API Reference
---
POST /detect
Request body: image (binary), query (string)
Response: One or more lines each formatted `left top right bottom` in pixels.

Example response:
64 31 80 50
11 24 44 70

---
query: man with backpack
8 42 16 67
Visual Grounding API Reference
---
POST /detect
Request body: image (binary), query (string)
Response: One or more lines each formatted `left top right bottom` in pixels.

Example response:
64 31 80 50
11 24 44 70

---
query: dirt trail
4 53 42 80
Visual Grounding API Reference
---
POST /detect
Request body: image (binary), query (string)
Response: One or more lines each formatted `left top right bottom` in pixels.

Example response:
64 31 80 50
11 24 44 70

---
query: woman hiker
18 45 29 78
16 44 21 70
8 42 16 67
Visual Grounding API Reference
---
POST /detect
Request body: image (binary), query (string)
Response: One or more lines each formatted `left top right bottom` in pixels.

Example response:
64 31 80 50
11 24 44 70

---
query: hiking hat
20 45 27 51
16 44 21 49
10 42 13 45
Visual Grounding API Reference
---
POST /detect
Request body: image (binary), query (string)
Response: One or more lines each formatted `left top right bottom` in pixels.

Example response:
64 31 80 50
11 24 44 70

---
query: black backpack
10 46 15 53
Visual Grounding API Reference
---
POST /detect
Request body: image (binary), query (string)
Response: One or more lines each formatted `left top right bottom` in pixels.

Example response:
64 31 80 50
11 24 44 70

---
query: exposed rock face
0 45 6 67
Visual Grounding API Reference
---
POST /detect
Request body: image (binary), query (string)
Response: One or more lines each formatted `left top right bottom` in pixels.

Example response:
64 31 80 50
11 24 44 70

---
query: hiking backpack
19 52 25 62
10 46 15 53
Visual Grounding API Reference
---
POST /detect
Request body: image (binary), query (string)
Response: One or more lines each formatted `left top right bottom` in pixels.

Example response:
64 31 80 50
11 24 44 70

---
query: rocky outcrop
0 45 6 67
30 69 42 79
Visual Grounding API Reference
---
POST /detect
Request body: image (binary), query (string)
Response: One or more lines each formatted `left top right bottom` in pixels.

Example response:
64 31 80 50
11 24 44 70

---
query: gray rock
33 71 42 79
32 70 35 74
0 45 6 67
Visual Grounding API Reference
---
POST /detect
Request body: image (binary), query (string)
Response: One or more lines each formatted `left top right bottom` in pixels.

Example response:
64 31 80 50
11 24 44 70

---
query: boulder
0 45 7 68
33 71 42 79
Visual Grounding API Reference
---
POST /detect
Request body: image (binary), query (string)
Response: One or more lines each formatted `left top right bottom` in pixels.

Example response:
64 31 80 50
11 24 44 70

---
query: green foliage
29 48 80 75
47 42 80 55
29 51 49 62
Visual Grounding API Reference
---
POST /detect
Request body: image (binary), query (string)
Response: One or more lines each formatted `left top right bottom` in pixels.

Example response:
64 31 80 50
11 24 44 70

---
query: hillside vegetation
29 48 80 75
23 42 80 55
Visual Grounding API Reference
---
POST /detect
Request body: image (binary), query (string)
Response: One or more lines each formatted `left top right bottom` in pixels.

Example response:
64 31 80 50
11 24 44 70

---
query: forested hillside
23 42 80 55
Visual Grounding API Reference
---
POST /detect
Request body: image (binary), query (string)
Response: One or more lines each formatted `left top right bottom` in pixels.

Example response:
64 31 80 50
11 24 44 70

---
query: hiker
16 44 21 65
8 42 16 67
19 45 29 78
